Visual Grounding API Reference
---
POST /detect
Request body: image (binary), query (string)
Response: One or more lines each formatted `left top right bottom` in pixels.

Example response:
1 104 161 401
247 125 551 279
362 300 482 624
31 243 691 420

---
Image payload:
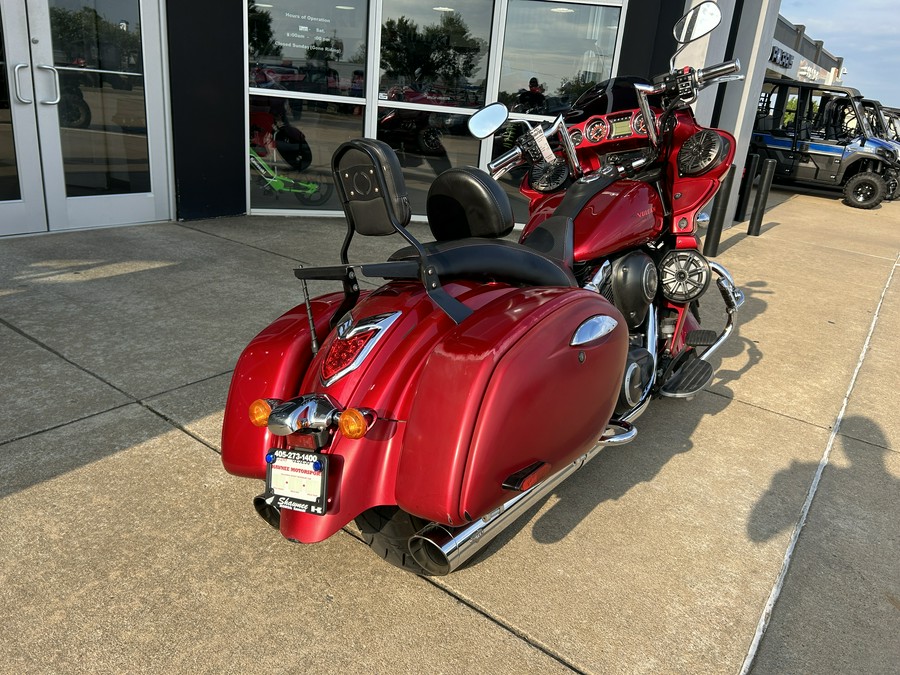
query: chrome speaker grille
659 250 711 302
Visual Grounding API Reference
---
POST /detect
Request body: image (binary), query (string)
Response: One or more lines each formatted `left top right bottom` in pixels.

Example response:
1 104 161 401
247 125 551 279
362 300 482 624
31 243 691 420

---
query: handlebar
696 59 740 85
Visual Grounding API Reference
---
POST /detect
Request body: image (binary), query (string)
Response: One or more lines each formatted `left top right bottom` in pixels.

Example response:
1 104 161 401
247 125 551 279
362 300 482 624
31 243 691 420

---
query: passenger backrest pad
332 139 411 236
427 167 514 241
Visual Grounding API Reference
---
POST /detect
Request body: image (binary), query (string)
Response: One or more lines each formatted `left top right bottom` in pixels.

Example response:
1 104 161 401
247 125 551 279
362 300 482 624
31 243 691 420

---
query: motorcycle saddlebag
395 286 628 526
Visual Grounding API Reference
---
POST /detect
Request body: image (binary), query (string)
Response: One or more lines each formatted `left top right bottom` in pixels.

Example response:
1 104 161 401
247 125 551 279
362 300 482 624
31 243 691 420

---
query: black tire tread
354 506 429 574
843 171 886 209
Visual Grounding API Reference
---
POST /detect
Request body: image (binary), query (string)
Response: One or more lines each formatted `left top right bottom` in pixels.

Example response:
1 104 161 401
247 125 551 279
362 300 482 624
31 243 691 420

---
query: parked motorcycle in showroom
221 1 744 575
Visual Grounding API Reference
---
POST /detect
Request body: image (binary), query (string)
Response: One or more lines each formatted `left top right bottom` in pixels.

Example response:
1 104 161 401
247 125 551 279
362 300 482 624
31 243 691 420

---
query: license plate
266 450 328 516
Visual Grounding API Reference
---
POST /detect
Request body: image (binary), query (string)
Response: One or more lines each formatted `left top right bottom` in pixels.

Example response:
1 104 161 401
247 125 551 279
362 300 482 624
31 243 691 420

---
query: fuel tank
522 178 664 262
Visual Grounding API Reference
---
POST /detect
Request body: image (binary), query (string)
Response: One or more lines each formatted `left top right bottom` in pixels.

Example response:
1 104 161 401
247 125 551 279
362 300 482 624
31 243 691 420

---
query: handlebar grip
488 144 524 176
696 59 740 85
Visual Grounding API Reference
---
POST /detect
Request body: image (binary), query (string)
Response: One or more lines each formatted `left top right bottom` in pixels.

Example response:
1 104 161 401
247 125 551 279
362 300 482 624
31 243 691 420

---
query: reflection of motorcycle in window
379 81 452 156
378 107 446 156
249 111 332 205
58 70 91 129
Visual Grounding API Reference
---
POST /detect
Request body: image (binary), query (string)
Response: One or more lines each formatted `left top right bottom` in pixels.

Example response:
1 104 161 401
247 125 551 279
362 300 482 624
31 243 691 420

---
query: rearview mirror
673 1 722 44
468 102 509 139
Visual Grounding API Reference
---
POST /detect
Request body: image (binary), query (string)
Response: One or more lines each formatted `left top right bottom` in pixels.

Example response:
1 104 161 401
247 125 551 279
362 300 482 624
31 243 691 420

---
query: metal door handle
13 63 33 104
37 65 61 105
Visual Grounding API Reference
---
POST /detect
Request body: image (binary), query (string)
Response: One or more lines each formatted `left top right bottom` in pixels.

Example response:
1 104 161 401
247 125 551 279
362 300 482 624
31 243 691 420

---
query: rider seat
327 139 576 324
391 165 577 288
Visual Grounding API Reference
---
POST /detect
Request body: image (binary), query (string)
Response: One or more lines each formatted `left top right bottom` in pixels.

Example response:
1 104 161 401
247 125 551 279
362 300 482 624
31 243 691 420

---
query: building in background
766 15 844 85
1 0 845 237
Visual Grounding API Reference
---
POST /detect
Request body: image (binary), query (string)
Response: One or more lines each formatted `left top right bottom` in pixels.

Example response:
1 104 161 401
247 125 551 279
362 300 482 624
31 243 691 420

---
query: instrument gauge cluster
585 118 608 144
568 128 583 146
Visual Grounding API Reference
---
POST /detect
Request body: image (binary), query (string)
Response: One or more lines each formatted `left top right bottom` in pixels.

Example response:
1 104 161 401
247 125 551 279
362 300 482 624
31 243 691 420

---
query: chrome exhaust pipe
253 492 281 530
408 421 636 575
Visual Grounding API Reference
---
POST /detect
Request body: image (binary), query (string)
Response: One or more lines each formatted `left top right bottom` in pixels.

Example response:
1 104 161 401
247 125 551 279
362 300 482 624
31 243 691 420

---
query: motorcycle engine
616 346 654 414
602 251 659 330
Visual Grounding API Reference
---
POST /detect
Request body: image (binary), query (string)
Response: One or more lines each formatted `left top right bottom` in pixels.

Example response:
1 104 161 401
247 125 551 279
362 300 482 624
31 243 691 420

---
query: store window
249 1 367 101
498 0 621 116
0 22 20 201
375 2 493 212
245 0 626 219
248 1 367 211
376 108 480 213
249 94 361 210
378 1 493 108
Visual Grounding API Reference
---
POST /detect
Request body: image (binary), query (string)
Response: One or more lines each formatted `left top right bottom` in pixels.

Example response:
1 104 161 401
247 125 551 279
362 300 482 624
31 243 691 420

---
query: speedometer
585 118 608 143
633 113 647 135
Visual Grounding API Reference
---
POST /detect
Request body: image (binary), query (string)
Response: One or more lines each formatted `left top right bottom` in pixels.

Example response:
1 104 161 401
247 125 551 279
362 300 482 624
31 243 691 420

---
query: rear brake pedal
660 357 714 398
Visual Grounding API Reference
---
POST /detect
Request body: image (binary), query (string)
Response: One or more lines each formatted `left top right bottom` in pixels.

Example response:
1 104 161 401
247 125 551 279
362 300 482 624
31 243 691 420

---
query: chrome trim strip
571 315 618 346
617 307 659 424
323 311 401 386
582 260 611 294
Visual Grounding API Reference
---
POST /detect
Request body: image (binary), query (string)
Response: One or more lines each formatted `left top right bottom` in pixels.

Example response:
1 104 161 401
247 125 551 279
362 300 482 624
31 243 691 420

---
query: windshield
565 77 660 124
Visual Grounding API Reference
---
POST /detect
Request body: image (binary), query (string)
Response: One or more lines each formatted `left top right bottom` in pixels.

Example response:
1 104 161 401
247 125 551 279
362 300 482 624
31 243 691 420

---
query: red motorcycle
221 1 744 575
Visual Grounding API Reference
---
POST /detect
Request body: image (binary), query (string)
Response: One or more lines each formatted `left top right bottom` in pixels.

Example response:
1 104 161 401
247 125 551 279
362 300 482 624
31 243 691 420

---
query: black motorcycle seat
389 238 578 288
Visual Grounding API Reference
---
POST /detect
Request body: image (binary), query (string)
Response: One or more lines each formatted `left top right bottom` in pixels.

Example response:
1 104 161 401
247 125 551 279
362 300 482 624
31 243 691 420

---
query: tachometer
585 118 608 143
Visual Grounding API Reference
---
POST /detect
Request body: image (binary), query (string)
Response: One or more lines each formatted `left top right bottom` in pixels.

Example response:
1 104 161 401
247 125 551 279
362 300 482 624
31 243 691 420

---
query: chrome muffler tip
253 492 281 530
408 524 457 576
599 420 636 445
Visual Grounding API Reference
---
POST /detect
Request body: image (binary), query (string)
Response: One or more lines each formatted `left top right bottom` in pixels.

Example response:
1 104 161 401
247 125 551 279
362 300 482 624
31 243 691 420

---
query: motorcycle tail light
338 408 376 439
321 312 401 385
321 329 379 383
249 398 280 427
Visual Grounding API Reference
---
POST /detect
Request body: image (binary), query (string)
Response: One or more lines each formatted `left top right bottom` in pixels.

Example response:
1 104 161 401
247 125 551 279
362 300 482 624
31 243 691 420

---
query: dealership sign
770 45 795 69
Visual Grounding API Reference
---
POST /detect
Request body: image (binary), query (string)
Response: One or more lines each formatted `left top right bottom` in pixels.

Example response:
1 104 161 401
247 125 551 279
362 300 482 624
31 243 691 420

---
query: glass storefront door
0 0 169 237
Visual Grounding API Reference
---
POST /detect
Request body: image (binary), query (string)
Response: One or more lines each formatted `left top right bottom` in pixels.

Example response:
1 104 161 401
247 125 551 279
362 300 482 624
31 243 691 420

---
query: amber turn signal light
338 408 376 439
249 399 277 427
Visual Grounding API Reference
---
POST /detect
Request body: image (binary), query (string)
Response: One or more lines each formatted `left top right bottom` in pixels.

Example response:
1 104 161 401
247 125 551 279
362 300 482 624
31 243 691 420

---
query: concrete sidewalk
1 189 898 674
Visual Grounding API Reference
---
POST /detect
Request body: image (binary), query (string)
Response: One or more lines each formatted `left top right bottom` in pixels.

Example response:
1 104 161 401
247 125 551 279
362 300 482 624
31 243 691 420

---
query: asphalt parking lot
1 187 898 673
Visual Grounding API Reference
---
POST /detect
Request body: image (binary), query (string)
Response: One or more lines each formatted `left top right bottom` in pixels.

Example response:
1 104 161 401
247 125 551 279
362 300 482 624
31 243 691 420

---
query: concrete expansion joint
740 252 900 674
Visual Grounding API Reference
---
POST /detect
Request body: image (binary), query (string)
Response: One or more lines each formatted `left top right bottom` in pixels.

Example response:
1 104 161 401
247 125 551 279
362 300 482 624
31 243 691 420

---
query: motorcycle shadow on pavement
476 276 770 555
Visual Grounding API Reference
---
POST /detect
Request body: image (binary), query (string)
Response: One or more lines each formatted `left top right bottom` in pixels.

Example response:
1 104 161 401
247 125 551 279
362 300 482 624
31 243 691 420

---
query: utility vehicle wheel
417 127 444 154
843 172 886 209
885 176 898 201
355 506 429 574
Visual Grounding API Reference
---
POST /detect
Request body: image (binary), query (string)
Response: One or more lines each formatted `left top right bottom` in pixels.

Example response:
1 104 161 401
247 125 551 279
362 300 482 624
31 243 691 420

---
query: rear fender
278 425 406 543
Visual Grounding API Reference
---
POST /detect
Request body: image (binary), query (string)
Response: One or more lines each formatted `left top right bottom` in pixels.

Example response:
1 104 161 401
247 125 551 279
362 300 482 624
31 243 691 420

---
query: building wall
166 0 246 220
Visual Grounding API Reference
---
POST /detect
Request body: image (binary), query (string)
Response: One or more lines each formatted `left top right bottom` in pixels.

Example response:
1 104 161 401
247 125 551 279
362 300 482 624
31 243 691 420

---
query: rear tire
354 506 430 574
843 172 885 209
